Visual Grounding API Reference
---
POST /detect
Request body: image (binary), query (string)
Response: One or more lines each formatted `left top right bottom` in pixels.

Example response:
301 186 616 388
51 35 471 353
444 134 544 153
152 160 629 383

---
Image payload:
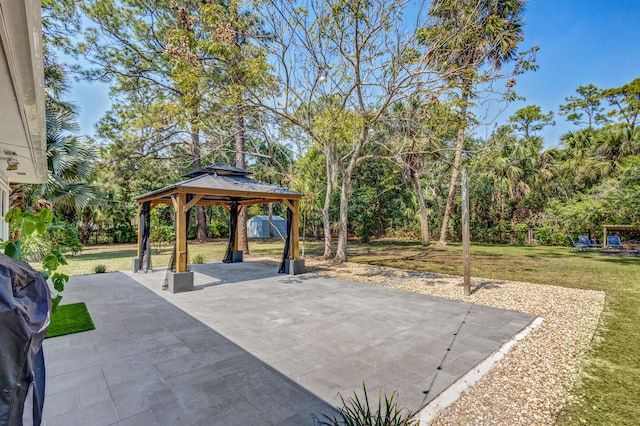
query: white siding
0 178 9 241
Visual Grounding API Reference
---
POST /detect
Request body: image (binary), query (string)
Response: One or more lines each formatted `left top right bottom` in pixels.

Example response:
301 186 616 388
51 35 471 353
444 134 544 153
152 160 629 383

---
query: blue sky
69 0 640 148
497 0 640 146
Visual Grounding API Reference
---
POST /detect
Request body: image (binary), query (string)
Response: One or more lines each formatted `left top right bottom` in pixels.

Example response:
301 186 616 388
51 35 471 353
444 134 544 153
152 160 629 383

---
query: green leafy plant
317 383 418 426
48 221 83 255
207 220 228 238
94 264 106 273
109 221 137 243
191 254 205 264
1 208 70 312
514 223 529 245
535 226 552 245
150 224 175 254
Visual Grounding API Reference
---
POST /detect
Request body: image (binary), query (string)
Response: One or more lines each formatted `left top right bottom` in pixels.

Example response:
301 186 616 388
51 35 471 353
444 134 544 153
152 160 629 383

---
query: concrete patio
42 262 535 425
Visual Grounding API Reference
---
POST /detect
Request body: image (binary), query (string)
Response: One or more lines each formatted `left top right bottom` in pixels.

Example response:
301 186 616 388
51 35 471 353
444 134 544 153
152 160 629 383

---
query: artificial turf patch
45 302 95 339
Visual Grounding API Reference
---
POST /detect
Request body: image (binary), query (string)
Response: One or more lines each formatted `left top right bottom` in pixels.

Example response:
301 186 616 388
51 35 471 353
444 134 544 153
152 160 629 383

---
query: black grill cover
0 254 50 425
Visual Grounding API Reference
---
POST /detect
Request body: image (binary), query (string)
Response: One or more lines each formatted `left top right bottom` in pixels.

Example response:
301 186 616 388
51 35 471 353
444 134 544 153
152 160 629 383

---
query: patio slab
43 263 535 425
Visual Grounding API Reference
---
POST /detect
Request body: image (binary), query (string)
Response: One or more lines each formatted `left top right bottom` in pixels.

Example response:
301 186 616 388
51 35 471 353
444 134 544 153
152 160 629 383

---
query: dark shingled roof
135 165 301 204
182 163 252 178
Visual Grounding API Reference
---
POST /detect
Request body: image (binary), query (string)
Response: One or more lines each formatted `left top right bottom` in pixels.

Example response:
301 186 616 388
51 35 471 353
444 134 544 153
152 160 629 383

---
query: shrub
514 223 529 245
187 227 197 240
17 218 83 262
191 254 205 264
207 220 228 238
109 222 136 243
552 232 567 246
94 264 106 273
48 221 83 255
317 383 417 426
535 226 553 245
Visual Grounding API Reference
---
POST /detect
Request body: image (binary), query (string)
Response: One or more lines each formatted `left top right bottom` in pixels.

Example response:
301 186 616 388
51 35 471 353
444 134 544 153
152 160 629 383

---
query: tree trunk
412 170 430 246
235 105 249 253
438 93 468 246
321 146 335 259
9 184 25 210
321 206 332 259
190 127 208 241
334 176 351 263
335 163 358 263
334 130 368 263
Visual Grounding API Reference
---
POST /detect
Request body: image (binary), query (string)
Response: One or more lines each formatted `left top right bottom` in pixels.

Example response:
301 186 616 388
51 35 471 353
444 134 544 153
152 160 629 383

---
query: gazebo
133 164 304 292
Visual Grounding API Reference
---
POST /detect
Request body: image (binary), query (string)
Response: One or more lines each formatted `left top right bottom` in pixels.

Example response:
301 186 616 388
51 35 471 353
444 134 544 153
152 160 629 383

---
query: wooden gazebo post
291 199 300 260
173 192 188 273
136 203 142 259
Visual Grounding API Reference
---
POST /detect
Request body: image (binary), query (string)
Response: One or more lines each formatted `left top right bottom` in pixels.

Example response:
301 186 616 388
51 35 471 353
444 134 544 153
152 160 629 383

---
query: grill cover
0 254 50 425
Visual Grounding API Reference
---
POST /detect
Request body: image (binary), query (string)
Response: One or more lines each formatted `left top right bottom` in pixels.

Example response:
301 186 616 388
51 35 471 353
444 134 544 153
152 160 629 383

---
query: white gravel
249 255 606 425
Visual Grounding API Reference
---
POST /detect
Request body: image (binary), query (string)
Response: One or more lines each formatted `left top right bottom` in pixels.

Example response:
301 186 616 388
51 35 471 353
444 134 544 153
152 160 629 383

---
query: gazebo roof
135 164 302 206
183 163 253 178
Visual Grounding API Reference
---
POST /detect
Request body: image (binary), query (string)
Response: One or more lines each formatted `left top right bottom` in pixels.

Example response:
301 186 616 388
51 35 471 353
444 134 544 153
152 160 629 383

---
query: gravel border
248 255 605 425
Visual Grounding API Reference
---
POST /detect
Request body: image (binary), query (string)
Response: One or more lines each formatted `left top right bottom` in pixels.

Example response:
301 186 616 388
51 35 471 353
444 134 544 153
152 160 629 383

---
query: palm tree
419 0 527 245
560 129 611 190
33 99 98 211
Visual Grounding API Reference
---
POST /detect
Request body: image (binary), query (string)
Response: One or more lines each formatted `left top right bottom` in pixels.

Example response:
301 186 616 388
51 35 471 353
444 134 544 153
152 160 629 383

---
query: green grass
46 302 95 338
35 238 640 424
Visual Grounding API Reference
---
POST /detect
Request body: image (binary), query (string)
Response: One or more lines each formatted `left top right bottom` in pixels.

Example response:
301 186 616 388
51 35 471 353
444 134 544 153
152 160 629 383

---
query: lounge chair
568 236 588 251
578 235 600 249
606 235 624 249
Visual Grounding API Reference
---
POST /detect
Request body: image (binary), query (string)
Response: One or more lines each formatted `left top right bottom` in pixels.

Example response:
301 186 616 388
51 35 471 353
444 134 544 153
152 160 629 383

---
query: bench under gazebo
133 164 304 292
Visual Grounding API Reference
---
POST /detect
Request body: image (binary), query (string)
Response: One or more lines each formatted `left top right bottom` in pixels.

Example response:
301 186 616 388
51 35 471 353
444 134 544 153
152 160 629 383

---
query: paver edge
416 316 544 424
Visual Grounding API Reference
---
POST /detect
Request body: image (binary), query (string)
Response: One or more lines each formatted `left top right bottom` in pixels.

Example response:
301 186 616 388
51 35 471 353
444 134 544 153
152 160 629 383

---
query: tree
559 84 608 128
31 100 98 212
418 0 535 245
80 0 225 241
508 105 555 139
202 1 274 252
372 97 457 246
254 0 433 262
603 78 640 130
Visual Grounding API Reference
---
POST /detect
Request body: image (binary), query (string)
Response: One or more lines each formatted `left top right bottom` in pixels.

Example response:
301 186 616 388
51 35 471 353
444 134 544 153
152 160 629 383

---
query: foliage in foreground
1 208 70 311
317 383 417 426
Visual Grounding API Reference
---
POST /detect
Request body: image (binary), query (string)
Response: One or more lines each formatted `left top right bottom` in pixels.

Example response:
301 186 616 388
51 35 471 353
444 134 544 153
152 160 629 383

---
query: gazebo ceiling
135 164 302 206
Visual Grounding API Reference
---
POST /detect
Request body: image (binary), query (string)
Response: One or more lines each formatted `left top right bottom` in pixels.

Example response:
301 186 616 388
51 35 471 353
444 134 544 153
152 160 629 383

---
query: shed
248 215 287 238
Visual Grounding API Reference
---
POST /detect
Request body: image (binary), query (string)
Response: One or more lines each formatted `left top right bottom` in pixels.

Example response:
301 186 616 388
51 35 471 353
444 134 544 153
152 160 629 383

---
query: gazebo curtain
138 201 152 272
223 201 239 263
278 207 293 274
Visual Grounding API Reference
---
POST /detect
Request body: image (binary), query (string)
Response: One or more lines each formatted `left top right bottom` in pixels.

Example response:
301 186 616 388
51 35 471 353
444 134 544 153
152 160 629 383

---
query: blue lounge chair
578 235 600 249
568 236 588 251
606 235 624 249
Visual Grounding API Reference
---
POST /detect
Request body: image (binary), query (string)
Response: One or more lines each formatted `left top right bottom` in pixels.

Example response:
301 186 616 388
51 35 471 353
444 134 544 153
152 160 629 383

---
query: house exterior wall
0 178 8 241
0 0 47 185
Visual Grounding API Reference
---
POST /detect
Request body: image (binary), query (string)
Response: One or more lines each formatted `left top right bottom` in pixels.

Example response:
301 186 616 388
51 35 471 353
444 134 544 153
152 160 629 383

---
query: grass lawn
46 302 95 338
40 238 640 425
